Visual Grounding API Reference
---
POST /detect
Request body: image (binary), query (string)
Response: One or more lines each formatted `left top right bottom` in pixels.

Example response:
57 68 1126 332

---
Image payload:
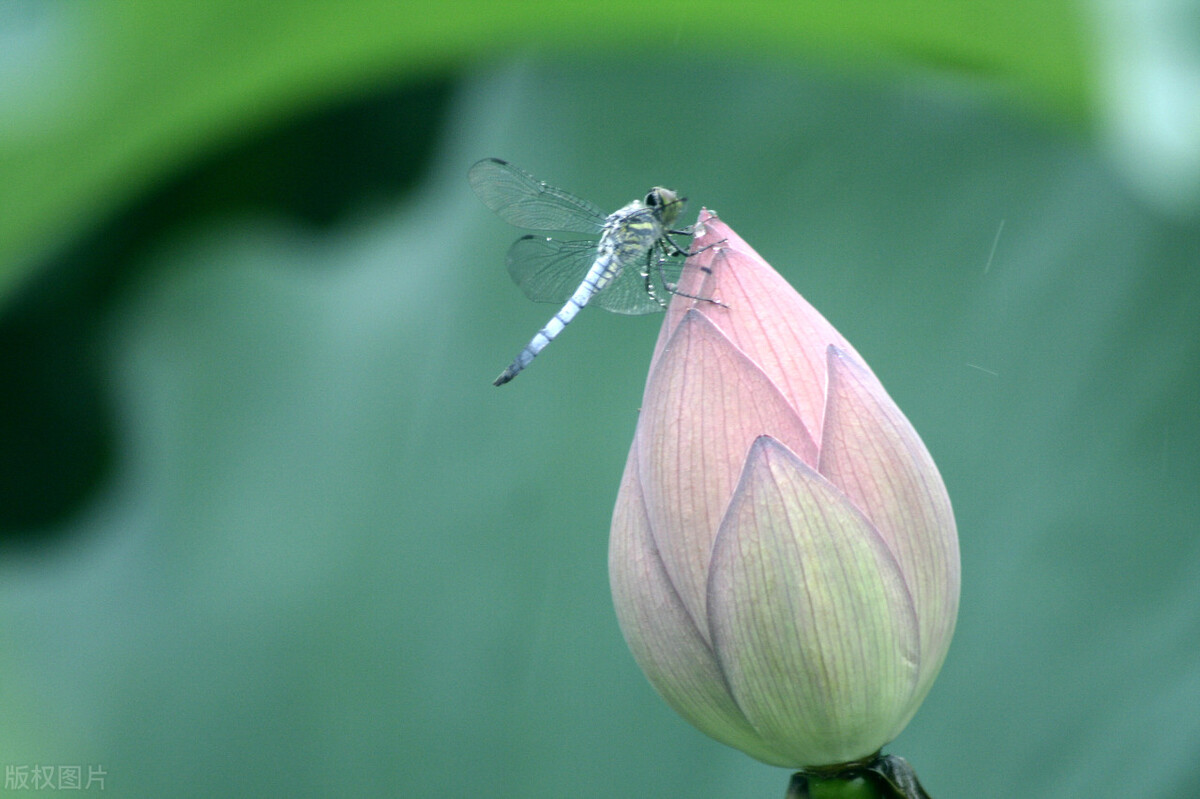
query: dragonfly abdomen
492 255 618 386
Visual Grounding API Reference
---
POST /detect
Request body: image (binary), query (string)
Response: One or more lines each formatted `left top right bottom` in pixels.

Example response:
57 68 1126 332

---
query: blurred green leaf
0 0 1090 302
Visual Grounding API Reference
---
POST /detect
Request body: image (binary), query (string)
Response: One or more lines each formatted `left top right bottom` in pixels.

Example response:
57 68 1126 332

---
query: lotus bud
609 212 959 769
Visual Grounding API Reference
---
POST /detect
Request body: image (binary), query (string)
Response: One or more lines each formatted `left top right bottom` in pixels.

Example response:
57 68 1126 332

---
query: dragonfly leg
650 244 729 309
642 251 671 309
663 231 728 258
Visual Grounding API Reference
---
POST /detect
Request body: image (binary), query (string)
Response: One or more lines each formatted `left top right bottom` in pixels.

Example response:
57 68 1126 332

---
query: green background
2 1 1198 796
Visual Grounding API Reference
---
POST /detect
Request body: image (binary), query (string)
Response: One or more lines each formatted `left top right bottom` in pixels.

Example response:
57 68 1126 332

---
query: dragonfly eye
645 190 660 207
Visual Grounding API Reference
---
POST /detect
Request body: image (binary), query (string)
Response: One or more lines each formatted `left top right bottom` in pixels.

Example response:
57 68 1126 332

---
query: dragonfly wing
468 158 607 234
591 251 685 315
506 236 599 304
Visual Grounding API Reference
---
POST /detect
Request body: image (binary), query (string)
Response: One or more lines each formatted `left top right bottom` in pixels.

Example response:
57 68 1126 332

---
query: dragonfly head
646 187 685 228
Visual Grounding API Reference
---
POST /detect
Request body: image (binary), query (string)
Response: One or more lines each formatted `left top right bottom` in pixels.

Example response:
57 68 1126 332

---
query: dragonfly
469 158 710 386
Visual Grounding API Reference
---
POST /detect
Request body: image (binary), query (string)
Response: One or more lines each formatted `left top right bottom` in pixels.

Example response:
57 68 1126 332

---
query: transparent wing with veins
467 158 607 234
505 235 680 316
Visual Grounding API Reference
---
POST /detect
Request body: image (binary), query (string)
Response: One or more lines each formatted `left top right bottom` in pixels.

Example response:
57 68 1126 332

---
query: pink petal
653 213 876 446
707 436 920 767
609 447 795 766
636 309 817 637
818 346 960 715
